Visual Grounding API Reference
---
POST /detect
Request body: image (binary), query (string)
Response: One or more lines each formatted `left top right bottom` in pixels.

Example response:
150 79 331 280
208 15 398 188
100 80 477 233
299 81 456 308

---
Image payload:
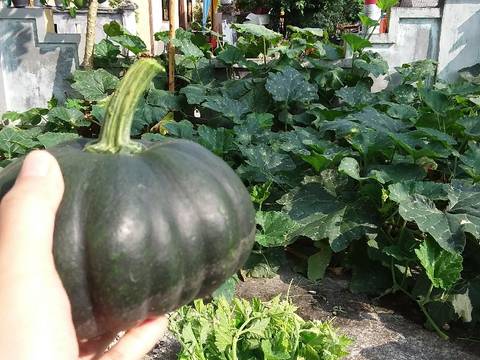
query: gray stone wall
0 8 80 113
369 2 480 83
437 0 480 82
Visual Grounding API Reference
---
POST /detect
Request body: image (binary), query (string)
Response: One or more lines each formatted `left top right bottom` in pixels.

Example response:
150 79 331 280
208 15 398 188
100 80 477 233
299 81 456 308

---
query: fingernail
18 151 51 178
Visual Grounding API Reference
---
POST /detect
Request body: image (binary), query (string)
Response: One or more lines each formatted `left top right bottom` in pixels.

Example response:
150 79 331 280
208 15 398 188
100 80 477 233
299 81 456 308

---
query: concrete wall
369 2 480 83
0 8 80 113
437 0 480 82
51 5 136 59
370 8 442 70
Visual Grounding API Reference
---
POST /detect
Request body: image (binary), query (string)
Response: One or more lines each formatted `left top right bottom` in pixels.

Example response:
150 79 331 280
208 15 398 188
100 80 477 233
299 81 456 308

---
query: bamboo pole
168 0 179 92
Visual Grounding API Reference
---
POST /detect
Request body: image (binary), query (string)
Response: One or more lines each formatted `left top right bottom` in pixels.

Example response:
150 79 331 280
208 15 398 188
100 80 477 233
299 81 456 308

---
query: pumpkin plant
0 59 256 340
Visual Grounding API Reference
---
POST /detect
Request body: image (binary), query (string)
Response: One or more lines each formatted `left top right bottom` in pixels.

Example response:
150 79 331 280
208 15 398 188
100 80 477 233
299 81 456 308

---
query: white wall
437 0 480 82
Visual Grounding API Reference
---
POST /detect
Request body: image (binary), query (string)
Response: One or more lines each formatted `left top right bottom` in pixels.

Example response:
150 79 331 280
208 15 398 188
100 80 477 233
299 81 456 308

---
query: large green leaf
103 21 123 36
376 0 399 11
255 211 302 247
103 21 147 54
415 238 463 290
203 95 249 121
173 37 204 59
388 181 480 253
354 57 389 77
447 180 480 240
239 144 296 184
342 33 371 53
110 34 147 55
279 182 377 252
146 89 182 110
390 191 464 253
197 126 235 157
395 60 437 84
71 69 119 101
387 103 418 120
459 142 480 181
336 83 375 107
352 107 407 133
458 116 480 140
420 88 450 114
47 107 89 128
349 128 394 158
179 84 209 105
265 66 318 104
37 132 79 148
0 127 38 158
233 113 273 145
368 163 426 184
389 131 451 160
164 120 196 140
233 23 282 41
273 127 328 156
338 157 362 180
307 242 332 281
217 44 246 65
94 39 120 65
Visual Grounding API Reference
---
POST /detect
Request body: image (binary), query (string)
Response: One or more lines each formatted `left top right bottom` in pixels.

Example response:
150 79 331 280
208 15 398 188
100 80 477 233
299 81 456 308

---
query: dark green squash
0 59 255 340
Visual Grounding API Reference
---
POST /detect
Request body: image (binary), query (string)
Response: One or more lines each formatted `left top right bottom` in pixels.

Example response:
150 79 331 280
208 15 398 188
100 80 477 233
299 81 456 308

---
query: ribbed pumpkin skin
0 138 256 339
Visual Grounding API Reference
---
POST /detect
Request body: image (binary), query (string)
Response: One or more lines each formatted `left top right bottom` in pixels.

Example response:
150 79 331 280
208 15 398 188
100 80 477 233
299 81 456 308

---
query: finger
0 151 77 358
78 332 119 360
0 150 64 273
98 317 168 360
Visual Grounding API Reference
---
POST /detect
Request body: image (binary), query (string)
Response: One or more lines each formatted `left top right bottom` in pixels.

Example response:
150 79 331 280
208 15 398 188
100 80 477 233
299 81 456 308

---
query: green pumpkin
0 60 255 340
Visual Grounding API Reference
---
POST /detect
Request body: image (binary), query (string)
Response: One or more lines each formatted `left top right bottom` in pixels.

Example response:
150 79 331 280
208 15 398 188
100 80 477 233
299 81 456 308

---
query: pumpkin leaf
94 39 121 66
179 84 209 105
197 126 235 157
336 83 376 107
47 107 89 128
37 132 80 148
307 242 332 281
255 211 303 247
342 33 371 53
0 127 39 158
71 69 119 101
266 66 318 104
203 95 250 121
233 23 282 42
415 238 463 290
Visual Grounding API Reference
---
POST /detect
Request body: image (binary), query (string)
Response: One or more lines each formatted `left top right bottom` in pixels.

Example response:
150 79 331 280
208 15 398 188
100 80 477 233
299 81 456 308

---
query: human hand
0 150 167 360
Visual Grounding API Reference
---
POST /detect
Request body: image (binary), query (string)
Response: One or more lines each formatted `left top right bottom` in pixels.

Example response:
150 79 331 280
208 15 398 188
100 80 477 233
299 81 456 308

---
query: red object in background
379 16 389 33
365 0 377 4
379 17 388 33
209 36 217 50
254 7 269 14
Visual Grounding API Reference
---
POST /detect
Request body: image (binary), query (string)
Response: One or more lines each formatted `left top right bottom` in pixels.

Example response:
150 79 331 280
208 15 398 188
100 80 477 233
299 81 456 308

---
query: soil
145 267 480 360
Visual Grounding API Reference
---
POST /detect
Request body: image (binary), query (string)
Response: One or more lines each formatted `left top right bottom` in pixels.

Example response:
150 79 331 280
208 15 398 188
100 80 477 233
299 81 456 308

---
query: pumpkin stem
85 59 165 154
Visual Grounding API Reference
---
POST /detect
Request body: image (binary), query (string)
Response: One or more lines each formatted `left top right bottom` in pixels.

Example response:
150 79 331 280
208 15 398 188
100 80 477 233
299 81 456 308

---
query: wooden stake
179 0 187 29
83 0 99 69
168 0 179 92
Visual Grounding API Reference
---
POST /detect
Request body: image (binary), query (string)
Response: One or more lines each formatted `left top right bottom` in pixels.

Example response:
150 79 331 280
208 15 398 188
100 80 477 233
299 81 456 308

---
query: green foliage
269 0 363 33
170 296 352 360
3 23 480 340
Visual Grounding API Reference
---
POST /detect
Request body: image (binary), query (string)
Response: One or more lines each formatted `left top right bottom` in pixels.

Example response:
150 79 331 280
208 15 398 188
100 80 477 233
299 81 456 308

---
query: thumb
0 150 64 271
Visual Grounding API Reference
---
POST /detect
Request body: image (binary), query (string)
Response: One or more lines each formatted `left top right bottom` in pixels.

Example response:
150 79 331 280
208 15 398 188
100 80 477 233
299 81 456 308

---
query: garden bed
147 267 480 359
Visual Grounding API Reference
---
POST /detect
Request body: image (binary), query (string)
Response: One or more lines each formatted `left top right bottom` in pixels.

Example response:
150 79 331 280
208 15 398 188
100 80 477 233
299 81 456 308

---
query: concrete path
146 268 480 360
